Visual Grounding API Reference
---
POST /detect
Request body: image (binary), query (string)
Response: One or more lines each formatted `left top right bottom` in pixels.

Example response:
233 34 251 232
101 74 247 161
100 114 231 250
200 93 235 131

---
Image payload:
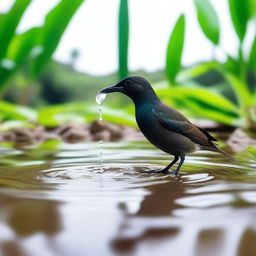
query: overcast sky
0 0 248 75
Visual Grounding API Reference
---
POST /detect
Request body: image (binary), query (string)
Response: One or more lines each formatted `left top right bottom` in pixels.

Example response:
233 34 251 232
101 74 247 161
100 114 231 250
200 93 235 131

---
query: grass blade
156 87 241 125
118 0 129 80
166 14 185 85
0 28 40 88
30 0 83 78
0 0 31 59
228 0 250 42
194 0 220 45
248 37 256 69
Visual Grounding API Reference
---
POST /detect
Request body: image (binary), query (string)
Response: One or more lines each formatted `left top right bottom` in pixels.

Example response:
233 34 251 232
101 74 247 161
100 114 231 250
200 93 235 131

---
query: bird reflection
111 175 189 253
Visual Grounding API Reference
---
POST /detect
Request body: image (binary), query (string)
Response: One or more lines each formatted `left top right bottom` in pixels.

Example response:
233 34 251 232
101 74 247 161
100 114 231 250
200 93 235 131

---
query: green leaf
223 55 240 75
0 101 37 122
38 102 136 127
194 0 220 45
248 0 256 18
30 0 83 78
178 61 218 82
248 37 256 69
0 28 40 88
156 87 241 125
248 146 256 157
229 0 251 42
166 14 185 85
86 106 136 126
224 72 253 108
0 0 31 59
118 0 129 80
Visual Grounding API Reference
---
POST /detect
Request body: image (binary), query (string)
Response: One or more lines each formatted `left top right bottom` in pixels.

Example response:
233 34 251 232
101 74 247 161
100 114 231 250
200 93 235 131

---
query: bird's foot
139 167 174 175
169 170 179 175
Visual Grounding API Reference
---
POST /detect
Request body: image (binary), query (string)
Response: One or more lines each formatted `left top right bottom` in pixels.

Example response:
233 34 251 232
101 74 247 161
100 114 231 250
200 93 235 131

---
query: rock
62 129 90 143
32 126 46 142
13 128 34 143
2 132 16 142
90 120 123 141
92 130 111 141
123 127 144 141
89 120 104 134
55 123 83 136
227 128 256 153
0 121 143 144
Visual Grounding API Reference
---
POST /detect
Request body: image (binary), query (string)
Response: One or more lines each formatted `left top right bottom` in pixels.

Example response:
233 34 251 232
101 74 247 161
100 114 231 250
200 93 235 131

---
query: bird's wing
153 104 217 147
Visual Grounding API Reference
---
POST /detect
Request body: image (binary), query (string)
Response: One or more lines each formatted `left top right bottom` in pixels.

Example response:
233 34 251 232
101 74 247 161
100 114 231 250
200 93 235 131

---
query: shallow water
0 140 255 256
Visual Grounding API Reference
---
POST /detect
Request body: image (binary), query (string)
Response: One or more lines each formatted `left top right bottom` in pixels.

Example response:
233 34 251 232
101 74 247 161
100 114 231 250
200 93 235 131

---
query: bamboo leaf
248 37 256 69
194 0 220 45
30 0 83 78
178 61 218 82
248 146 256 157
118 0 129 80
0 0 31 59
0 101 37 121
38 103 136 127
0 28 40 88
228 0 251 42
156 87 241 125
224 72 253 108
166 14 185 85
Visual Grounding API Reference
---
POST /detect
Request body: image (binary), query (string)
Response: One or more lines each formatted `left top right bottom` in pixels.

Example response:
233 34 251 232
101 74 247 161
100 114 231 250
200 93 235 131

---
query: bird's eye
125 80 131 85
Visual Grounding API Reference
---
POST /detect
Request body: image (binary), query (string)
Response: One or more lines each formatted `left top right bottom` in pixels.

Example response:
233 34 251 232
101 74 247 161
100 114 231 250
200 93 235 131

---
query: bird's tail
210 144 237 161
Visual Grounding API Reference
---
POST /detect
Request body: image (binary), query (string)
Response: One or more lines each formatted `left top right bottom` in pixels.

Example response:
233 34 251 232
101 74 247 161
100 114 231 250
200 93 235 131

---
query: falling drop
96 92 107 104
96 92 107 171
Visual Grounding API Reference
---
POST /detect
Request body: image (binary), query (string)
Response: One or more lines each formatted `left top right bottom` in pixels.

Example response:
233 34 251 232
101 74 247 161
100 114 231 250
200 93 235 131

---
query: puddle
0 141 255 256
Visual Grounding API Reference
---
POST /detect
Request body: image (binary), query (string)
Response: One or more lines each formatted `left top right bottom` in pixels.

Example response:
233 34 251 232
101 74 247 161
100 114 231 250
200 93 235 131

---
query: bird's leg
155 155 179 174
170 155 185 175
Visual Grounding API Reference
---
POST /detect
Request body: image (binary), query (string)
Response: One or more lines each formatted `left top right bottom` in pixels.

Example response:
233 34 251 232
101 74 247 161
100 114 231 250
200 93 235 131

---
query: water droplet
96 92 107 171
96 93 107 105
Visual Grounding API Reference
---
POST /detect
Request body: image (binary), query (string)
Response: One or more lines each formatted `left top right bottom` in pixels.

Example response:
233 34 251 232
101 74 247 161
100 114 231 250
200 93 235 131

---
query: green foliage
228 0 251 42
0 0 83 89
248 37 256 69
118 0 129 80
1 0 256 132
0 0 31 59
166 15 185 85
194 0 220 45
30 0 83 78
162 0 256 130
156 86 241 125
38 103 136 127
0 28 40 87
248 146 256 157
0 101 37 122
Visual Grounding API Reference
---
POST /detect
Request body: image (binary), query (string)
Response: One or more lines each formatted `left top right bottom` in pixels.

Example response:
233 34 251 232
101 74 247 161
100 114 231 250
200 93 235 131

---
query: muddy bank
0 121 144 144
0 121 255 153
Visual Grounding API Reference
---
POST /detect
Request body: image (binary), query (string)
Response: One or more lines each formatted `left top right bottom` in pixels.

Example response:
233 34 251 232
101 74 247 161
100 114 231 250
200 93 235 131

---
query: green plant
161 0 256 130
248 146 256 157
0 0 83 90
165 15 185 85
37 103 135 127
118 0 129 80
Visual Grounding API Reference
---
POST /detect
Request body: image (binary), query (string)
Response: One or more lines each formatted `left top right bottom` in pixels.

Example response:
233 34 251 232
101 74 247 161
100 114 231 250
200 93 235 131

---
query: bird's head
99 76 158 103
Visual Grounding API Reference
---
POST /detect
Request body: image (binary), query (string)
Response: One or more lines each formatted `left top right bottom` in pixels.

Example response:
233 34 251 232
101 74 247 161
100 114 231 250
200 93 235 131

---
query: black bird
99 76 235 175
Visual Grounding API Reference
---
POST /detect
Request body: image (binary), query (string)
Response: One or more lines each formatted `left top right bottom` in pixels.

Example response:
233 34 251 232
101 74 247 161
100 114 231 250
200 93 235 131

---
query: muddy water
0 141 255 256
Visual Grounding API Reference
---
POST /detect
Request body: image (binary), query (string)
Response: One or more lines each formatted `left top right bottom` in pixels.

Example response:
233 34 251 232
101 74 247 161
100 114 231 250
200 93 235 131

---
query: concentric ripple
0 141 255 256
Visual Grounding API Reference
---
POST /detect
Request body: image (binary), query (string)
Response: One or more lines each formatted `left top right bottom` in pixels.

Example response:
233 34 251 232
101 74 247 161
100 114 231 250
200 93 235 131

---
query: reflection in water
0 141 255 256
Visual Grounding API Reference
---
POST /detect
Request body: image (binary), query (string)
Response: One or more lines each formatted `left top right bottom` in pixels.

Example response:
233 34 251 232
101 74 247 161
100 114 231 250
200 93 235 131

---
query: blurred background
0 0 255 131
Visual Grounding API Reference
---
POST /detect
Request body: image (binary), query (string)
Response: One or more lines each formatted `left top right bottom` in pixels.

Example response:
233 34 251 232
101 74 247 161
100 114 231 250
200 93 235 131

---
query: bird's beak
99 84 123 94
